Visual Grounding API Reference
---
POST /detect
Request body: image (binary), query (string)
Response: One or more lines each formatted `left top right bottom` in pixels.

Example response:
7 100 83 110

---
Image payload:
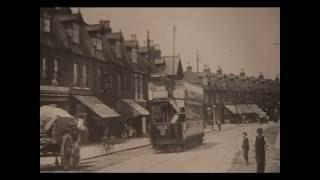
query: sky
75 8 280 79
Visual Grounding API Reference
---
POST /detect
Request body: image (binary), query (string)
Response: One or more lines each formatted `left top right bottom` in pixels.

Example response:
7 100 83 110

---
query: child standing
242 132 249 165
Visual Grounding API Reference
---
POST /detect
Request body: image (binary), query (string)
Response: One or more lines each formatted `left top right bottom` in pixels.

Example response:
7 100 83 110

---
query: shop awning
224 105 237 114
73 95 120 119
236 104 255 114
118 99 149 117
248 104 266 117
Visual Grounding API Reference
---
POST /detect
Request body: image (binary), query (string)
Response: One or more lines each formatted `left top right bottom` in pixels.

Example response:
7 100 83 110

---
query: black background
4 0 309 178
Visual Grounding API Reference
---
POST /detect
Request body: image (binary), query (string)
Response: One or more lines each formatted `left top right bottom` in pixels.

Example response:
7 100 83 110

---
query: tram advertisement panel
183 120 204 138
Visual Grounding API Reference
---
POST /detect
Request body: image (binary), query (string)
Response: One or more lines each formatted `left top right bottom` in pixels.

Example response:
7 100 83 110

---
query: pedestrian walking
254 128 268 173
217 119 221 130
242 114 246 124
242 132 249 165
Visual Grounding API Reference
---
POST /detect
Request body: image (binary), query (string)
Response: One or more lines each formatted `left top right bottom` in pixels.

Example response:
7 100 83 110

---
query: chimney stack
203 64 210 73
99 20 110 31
217 66 223 75
259 72 264 79
240 68 245 77
186 62 192 72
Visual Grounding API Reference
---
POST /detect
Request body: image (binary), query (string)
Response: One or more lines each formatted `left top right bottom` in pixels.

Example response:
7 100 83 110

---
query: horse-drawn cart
40 106 81 170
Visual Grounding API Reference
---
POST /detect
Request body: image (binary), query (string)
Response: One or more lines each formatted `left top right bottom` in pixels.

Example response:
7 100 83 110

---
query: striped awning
248 104 266 118
74 95 120 119
118 99 149 117
169 100 180 113
236 104 255 114
224 105 237 114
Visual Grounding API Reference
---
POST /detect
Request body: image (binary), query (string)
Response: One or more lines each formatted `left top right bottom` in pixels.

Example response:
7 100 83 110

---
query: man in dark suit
255 128 267 173
242 132 249 165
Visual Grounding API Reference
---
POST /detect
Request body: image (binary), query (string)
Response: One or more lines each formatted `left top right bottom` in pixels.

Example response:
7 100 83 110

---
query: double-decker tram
149 80 204 152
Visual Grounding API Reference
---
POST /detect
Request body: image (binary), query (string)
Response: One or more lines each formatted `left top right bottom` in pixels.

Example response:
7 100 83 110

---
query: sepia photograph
40 7 280 173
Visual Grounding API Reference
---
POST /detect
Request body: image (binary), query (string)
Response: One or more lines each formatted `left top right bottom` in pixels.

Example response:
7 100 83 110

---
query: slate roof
40 10 95 59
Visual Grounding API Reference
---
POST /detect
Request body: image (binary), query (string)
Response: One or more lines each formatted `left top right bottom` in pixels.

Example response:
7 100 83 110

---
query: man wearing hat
255 128 268 173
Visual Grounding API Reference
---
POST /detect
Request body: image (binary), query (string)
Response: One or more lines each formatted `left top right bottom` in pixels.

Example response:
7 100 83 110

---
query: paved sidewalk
227 123 280 173
40 123 251 168
40 137 150 167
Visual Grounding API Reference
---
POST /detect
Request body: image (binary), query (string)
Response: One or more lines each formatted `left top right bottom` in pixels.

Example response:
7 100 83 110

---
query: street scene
41 123 279 173
40 8 280 173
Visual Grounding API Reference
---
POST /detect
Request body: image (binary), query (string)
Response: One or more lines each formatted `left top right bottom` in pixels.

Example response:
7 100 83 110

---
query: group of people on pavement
242 128 268 173
103 121 137 140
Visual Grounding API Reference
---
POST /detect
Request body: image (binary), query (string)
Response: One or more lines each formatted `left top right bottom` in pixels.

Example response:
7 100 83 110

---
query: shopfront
116 99 150 137
72 95 121 142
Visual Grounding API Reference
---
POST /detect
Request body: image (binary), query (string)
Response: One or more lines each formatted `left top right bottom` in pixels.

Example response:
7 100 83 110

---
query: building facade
184 64 280 125
40 8 156 143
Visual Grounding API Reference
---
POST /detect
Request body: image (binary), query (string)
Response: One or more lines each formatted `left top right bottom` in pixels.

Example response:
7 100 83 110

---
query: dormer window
72 23 80 44
96 37 102 51
41 13 51 32
95 33 102 51
92 36 102 51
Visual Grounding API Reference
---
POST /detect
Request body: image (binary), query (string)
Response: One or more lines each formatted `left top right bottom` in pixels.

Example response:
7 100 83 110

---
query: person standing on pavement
255 128 268 173
217 119 221 130
242 132 249 165
242 114 246 124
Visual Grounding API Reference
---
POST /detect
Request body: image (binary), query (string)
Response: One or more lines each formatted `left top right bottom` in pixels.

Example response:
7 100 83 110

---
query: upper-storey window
96 34 102 51
131 48 138 64
72 23 80 44
82 64 88 87
40 13 51 32
115 41 122 58
53 58 60 82
41 58 47 78
73 63 79 86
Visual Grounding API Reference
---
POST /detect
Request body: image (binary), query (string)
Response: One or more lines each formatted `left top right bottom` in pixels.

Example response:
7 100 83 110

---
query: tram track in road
40 123 271 172
82 123 253 161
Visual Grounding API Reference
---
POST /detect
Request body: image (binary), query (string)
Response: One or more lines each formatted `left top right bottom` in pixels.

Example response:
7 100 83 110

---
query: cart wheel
61 134 73 170
72 142 80 167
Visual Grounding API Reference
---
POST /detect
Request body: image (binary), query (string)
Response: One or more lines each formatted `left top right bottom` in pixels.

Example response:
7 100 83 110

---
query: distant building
184 64 280 125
